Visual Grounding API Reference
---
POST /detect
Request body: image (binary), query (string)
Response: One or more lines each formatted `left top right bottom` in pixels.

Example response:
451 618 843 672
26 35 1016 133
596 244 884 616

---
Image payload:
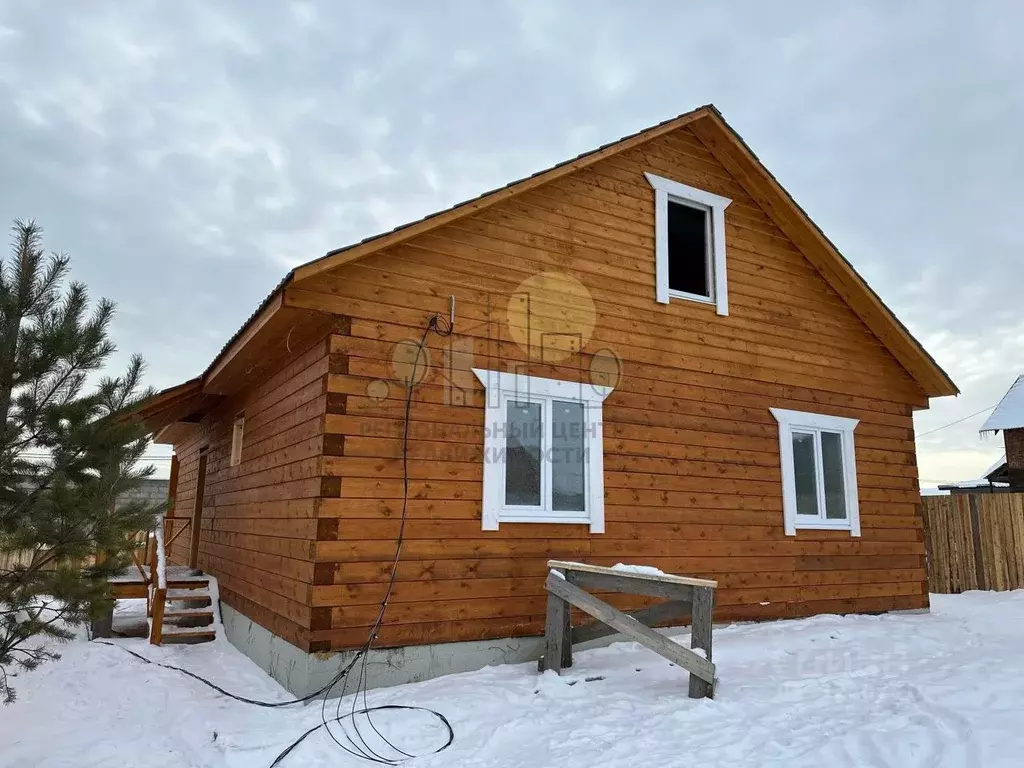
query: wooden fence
0 549 37 571
921 493 1024 593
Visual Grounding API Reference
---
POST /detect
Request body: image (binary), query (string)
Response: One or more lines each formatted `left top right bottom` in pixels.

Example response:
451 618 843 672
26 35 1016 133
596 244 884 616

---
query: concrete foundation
220 602 550 697
220 601 932 698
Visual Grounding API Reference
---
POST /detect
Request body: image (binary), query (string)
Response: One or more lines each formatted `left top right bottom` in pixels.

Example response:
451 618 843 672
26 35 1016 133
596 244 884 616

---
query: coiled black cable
93 639 354 707
94 312 456 766
303 312 453 767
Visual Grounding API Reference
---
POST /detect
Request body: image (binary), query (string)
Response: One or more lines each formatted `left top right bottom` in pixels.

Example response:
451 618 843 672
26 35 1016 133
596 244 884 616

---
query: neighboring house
0 478 168 571
132 104 958 694
116 477 170 509
937 454 1010 495
979 375 1024 490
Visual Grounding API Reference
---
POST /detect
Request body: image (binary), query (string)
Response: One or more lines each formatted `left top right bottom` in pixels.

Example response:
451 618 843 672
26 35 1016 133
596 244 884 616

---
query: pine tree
0 220 160 703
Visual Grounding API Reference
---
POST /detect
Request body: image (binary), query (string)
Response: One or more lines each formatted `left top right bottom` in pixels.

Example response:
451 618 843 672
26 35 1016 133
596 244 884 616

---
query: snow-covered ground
4 590 1024 767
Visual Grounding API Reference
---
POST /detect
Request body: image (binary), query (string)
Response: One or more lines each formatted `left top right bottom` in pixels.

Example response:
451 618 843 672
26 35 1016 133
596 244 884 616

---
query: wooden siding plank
174 120 935 653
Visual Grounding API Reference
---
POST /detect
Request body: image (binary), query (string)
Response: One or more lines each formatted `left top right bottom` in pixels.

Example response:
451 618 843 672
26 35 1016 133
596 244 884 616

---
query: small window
645 172 732 315
230 412 245 467
667 199 711 297
771 408 861 536
473 369 613 532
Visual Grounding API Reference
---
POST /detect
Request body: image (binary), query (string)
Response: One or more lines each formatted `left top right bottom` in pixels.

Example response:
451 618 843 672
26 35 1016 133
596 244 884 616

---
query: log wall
166 332 333 651
283 124 931 652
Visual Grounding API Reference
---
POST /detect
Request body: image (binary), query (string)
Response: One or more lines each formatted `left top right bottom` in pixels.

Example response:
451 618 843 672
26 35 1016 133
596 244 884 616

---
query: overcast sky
0 1 1020 483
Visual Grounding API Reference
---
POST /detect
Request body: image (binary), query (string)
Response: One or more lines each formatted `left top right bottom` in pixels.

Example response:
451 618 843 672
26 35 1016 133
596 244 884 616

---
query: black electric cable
96 312 455 766
311 313 454 766
92 639 358 707
96 639 454 764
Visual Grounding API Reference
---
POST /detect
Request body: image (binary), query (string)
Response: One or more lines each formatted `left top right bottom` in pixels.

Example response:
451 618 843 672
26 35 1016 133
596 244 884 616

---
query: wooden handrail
129 545 148 583
148 517 168 644
149 587 166 645
165 518 192 550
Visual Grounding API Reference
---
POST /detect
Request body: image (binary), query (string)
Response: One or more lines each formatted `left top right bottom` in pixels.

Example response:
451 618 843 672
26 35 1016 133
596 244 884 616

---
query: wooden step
163 606 214 618
110 583 148 599
109 579 209 600
164 608 214 628
159 625 216 644
166 588 211 601
165 579 210 590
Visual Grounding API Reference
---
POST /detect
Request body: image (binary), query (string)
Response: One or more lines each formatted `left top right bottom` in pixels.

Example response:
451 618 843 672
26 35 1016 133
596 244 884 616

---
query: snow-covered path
3 591 1023 767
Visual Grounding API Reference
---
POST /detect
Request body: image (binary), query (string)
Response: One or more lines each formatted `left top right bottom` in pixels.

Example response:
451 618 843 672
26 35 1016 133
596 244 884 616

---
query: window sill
668 289 715 306
498 513 591 525
792 519 854 532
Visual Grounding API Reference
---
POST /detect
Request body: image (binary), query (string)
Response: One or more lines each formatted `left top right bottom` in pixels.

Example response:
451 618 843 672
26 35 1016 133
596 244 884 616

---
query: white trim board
770 407 861 537
472 369 612 533
645 172 732 316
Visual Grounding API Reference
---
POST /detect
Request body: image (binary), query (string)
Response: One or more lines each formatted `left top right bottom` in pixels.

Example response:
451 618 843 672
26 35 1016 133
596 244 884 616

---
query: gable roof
286 104 955 398
290 107 715 282
140 104 956 432
981 375 1024 433
985 454 1009 481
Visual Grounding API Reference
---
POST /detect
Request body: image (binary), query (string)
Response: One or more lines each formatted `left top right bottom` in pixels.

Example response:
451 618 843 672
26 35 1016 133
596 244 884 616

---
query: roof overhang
203 293 334 396
285 106 956 399
132 299 336 437
144 103 957 436
153 420 201 445
129 378 219 437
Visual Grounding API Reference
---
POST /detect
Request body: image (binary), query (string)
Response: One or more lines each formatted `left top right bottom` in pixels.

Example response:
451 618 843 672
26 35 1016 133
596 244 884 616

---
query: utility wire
917 404 998 438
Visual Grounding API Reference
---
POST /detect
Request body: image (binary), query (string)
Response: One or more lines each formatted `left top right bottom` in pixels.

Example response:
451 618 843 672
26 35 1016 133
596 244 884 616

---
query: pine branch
0 219 161 702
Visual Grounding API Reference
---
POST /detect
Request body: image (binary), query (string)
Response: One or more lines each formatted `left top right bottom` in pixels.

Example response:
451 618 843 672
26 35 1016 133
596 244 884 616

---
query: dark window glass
551 400 585 512
667 200 709 297
505 400 542 506
821 431 847 519
792 431 819 516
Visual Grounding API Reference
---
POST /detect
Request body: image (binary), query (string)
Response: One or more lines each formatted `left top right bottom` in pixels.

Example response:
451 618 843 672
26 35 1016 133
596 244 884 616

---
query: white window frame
473 369 612 533
645 172 731 316
230 412 245 467
770 408 861 536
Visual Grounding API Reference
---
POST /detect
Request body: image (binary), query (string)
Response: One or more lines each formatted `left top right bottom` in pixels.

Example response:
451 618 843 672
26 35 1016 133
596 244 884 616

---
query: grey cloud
0 0 1020 480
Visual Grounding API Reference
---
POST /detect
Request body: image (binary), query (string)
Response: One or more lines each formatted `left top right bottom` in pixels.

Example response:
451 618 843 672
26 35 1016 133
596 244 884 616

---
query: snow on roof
937 478 1009 489
983 453 1007 479
981 375 1024 433
931 453 1008 491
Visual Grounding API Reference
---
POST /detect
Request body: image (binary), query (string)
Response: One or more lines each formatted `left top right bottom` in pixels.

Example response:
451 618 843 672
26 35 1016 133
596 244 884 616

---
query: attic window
668 200 710 297
230 412 245 467
645 172 732 315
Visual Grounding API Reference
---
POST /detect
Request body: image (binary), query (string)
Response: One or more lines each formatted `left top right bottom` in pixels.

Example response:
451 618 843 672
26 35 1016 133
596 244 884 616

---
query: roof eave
290 105 717 284
691 108 958 400
159 102 959 415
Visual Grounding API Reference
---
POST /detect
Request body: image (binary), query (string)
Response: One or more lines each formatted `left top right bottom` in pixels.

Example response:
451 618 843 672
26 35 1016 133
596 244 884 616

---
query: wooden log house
132 104 957 693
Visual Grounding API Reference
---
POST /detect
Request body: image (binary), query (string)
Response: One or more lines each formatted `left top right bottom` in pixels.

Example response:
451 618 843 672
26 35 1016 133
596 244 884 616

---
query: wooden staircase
150 574 217 645
109 518 218 645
